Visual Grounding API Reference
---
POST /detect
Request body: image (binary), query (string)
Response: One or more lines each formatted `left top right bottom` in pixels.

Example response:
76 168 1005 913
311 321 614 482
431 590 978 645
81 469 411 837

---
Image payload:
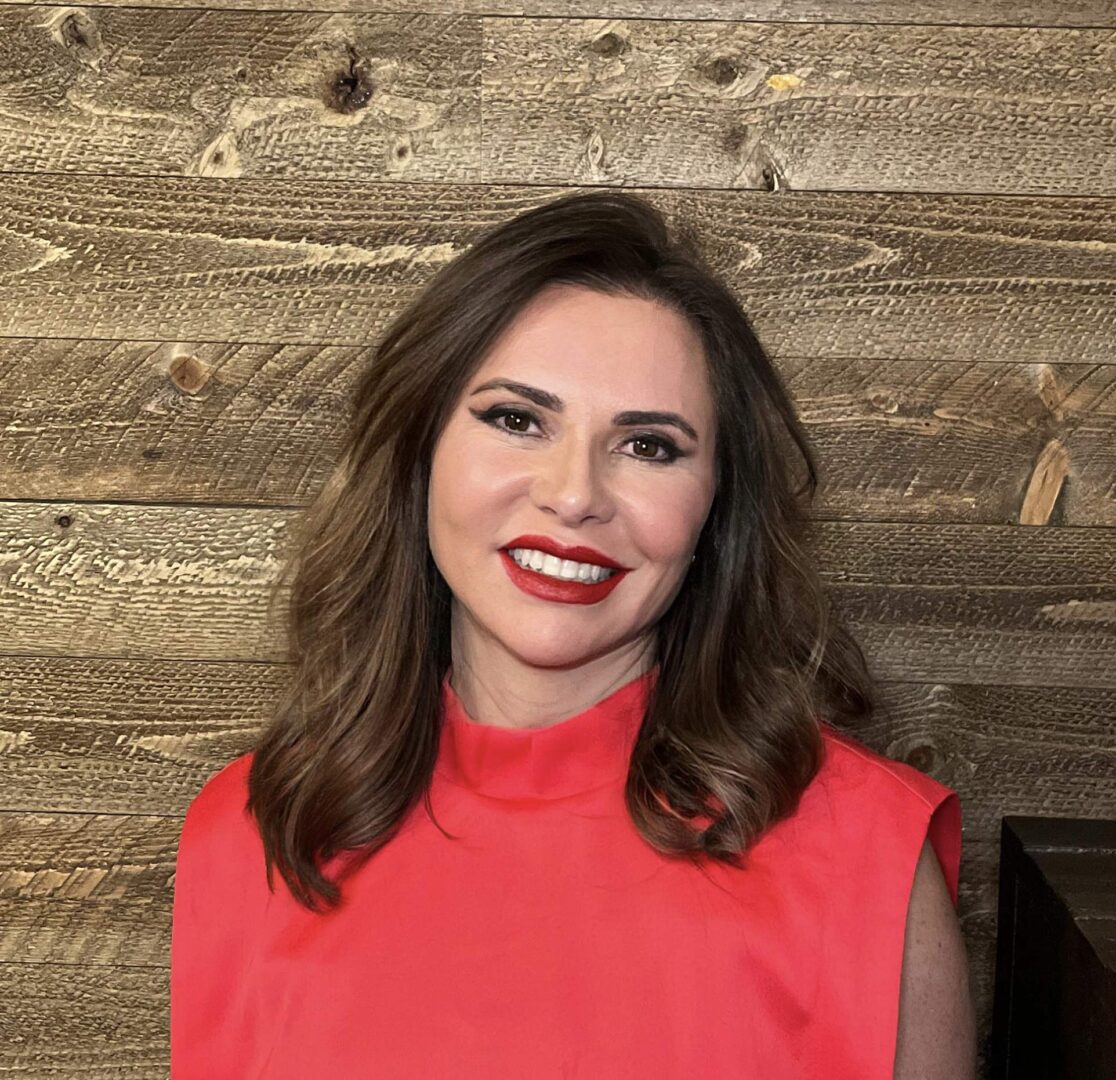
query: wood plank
4 657 1114 818
483 19 1116 194
0 7 480 181
0 961 167 1077
0 179 1112 361
0 813 177 966
0 501 285 661
3 505 1112 683
0 0 1110 31
5 339 1113 524
0 656 267 815
1 10 1112 189
826 521 1116 686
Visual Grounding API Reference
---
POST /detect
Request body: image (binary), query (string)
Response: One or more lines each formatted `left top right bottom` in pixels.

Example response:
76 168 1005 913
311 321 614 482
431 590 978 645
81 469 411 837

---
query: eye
470 405 683 465
475 406 541 437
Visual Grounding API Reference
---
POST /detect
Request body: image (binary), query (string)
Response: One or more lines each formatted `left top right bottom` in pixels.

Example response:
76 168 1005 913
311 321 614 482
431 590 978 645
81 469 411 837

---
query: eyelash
472 406 684 465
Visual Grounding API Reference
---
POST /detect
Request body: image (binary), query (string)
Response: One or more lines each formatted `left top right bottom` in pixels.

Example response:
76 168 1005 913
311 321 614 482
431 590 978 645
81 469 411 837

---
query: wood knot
868 389 900 413
60 12 91 49
587 31 626 58
889 733 946 776
706 57 739 86
759 154 788 193
329 48 374 114
53 9 103 60
168 354 211 395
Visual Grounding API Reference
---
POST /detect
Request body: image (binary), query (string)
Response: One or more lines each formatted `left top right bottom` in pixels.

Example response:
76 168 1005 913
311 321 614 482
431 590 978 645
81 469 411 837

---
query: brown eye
472 406 682 465
626 434 680 464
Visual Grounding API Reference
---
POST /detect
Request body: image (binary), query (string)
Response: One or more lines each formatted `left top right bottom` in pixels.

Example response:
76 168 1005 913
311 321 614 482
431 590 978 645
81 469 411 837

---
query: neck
448 623 656 731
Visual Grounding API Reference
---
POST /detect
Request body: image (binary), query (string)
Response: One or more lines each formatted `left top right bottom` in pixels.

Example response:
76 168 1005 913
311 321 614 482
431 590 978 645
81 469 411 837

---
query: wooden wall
1 1 1113 1075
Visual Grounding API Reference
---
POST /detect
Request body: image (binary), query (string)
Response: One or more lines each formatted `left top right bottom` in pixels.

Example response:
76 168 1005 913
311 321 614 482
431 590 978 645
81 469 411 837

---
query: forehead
470 285 713 420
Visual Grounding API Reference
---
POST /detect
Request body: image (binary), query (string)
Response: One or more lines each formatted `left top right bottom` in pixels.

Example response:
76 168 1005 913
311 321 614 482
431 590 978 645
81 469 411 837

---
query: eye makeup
469 405 685 465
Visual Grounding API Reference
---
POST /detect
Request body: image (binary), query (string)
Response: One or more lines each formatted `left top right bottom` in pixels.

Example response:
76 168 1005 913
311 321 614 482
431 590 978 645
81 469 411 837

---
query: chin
494 630 611 670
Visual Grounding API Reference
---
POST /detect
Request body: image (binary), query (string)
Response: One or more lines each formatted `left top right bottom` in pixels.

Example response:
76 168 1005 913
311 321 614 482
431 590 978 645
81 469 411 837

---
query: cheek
428 432 507 558
626 482 710 563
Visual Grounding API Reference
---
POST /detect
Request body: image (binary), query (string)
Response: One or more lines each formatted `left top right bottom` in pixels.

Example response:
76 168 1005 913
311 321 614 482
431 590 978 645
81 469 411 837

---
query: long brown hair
246 190 878 912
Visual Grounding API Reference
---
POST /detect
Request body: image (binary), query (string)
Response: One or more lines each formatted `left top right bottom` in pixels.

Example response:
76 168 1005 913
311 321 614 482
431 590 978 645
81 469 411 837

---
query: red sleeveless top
171 666 961 1078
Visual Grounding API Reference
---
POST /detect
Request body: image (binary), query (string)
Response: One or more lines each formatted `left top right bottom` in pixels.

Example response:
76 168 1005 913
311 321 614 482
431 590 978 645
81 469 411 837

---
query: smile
506 547 617 583
498 549 629 605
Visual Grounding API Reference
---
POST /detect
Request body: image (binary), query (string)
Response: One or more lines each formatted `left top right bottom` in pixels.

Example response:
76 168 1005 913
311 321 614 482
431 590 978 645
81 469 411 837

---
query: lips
501 533 626 570
499 549 628 605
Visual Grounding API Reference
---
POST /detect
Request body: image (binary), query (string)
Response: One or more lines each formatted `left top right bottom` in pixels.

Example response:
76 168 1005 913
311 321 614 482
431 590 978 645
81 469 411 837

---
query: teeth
508 548 617 583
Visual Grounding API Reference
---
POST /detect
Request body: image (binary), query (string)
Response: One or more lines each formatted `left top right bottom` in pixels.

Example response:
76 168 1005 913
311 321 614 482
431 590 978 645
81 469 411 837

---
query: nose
532 429 614 525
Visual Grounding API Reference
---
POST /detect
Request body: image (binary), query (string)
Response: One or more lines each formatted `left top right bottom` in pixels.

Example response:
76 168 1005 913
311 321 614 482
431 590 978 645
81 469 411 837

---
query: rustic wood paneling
0 9 1112 191
1 1 1112 1074
4 339 1114 524
0 180 1112 361
482 19 1116 194
1 505 1112 684
0 812 177 965
0 8 480 180
0 960 167 1077
0 501 286 661
4 657 1113 816
0 0 1112 28
0 656 270 815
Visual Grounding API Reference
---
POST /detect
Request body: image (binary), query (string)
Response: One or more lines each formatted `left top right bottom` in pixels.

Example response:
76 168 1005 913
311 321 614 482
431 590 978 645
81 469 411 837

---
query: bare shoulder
894 838 978 1079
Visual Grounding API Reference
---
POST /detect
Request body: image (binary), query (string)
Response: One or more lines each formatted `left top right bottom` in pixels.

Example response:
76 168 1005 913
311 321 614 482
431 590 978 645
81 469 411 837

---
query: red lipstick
499 535 630 605
502 535 627 570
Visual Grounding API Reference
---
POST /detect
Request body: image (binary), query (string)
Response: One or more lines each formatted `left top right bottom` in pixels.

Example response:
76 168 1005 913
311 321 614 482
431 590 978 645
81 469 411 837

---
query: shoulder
178 750 261 868
819 721 951 809
185 749 254 815
817 723 962 908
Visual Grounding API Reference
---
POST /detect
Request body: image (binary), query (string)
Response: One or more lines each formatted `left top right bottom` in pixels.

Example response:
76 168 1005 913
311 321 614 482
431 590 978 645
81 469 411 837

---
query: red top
171 665 961 1078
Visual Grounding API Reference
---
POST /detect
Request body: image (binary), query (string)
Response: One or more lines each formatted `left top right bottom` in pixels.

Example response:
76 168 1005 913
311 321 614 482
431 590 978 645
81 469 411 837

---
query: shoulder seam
823 727 938 813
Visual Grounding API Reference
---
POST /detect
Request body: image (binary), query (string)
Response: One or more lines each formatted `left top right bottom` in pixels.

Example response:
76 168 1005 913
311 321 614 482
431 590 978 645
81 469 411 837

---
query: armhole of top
924 788 962 909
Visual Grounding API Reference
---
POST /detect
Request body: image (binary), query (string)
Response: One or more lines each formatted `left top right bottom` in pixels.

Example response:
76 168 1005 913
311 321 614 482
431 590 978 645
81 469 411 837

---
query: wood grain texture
3 657 1113 816
0 960 167 1077
482 18 1116 194
0 179 1112 360
0 501 287 661
0 0 1111 27
3 339 1114 523
0 7 480 181
0 656 270 815
1 1 1112 1074
1 9 1113 190
1 505 1112 684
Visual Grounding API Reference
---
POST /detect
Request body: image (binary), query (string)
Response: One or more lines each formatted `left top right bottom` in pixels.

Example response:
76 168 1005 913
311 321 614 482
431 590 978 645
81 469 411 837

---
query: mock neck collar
435 665 658 800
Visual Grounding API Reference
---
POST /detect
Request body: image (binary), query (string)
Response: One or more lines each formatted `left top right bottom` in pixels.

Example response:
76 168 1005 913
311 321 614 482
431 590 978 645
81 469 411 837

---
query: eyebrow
469 378 700 442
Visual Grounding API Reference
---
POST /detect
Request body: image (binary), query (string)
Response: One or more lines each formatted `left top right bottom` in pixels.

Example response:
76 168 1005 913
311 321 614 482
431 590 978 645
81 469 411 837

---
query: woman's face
428 283 718 670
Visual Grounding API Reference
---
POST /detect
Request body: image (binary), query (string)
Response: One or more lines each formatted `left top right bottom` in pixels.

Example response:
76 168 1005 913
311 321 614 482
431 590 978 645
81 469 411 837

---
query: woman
170 192 976 1077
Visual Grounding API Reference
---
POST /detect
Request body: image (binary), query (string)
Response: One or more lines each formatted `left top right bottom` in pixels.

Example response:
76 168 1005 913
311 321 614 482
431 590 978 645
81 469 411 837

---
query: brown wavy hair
246 190 878 912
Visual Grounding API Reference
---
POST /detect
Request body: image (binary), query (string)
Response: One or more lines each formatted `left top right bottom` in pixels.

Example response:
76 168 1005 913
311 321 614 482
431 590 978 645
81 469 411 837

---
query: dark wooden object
990 816 1116 1079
